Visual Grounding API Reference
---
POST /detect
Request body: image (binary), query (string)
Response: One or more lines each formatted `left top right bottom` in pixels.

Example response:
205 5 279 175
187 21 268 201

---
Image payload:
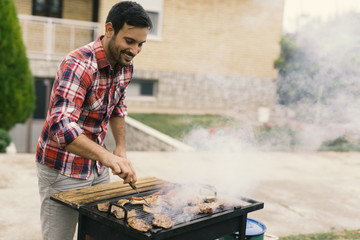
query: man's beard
108 37 134 67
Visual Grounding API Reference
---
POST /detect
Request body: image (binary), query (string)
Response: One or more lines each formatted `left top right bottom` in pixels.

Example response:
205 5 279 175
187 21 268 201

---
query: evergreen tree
0 0 35 130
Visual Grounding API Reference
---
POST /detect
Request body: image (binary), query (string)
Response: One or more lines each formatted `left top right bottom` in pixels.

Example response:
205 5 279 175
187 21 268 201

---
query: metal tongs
129 182 150 206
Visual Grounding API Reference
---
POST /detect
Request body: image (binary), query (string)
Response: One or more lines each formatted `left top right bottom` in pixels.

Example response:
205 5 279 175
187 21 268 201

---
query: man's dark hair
106 1 153 35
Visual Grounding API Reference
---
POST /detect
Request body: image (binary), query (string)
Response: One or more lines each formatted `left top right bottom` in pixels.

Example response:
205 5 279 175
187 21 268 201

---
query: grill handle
108 203 129 224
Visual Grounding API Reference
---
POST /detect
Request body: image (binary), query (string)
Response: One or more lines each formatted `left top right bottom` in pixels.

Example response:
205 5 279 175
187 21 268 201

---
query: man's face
107 23 148 67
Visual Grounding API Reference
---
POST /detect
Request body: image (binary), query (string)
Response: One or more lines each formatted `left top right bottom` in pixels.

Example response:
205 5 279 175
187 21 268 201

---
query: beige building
13 0 284 152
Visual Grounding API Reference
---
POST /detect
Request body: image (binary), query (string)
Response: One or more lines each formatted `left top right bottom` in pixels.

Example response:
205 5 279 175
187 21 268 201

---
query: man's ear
105 22 114 38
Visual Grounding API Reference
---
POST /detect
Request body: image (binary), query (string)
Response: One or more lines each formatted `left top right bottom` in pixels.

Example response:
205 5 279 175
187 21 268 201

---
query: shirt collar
94 35 111 70
93 35 128 72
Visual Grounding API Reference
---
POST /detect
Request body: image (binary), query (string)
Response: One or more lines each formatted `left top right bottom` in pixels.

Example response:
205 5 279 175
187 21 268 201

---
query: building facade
12 0 284 152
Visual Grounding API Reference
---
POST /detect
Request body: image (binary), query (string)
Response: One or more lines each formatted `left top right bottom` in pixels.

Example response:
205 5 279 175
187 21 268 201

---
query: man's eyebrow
124 37 146 44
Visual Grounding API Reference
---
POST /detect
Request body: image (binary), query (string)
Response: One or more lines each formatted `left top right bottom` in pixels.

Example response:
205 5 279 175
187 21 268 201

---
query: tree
274 12 360 108
0 0 35 130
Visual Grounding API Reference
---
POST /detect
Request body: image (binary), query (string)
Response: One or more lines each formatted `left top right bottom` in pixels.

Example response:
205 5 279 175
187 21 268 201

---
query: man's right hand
65 134 137 184
106 155 137 184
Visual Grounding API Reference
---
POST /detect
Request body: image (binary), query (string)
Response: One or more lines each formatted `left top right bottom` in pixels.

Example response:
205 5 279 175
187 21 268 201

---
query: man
36 2 152 239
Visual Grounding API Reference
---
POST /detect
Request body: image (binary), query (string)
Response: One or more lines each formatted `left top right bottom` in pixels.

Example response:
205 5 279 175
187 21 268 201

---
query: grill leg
78 214 86 240
238 214 247 240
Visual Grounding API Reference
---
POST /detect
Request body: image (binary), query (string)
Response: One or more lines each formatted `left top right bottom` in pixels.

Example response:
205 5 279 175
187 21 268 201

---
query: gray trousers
36 162 110 240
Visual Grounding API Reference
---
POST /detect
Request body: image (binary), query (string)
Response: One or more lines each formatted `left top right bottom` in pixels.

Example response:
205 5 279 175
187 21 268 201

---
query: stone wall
127 69 277 121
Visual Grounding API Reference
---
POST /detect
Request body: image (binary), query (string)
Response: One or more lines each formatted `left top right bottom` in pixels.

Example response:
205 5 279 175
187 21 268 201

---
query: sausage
129 190 164 200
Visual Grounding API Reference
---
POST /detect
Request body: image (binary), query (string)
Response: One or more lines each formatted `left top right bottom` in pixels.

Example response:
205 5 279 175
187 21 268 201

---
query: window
33 0 62 18
147 11 159 37
135 0 163 41
127 79 158 98
33 78 54 119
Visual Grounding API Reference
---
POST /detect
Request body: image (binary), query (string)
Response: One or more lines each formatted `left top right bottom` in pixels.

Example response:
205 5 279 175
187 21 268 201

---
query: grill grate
91 186 236 231
79 185 264 240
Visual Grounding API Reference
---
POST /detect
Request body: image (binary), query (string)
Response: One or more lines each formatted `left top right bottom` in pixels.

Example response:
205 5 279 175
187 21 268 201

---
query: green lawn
128 113 234 140
128 113 360 152
279 230 360 240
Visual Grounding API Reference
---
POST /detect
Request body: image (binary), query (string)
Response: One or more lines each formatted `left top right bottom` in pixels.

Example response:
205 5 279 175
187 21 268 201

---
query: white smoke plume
274 11 360 150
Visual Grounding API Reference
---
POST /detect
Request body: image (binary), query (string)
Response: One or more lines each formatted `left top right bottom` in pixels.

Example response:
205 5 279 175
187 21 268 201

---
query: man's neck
100 36 116 68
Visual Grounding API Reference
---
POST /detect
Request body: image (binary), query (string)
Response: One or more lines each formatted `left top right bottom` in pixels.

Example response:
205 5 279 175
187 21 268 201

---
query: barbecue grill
51 177 264 240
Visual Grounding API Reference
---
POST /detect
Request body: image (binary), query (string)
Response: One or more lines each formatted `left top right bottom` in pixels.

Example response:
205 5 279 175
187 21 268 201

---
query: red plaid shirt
36 35 133 179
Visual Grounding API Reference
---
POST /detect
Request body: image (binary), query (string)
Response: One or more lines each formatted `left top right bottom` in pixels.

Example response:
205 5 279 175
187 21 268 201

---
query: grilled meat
199 201 225 213
127 217 152 232
183 201 225 214
187 196 203 206
129 190 164 201
142 204 162 214
97 201 110 212
117 199 130 206
152 214 173 229
130 196 158 206
204 196 217 203
198 203 214 213
187 195 217 205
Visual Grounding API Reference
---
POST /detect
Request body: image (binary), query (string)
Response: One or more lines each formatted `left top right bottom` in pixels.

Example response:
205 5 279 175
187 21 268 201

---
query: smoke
183 126 256 153
161 126 265 199
275 11 360 149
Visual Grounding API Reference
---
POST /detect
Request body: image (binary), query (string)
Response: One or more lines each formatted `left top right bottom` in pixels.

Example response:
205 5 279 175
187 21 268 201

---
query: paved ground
0 151 359 239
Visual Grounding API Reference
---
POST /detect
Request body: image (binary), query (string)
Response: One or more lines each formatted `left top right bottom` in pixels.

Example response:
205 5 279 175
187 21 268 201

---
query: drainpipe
92 0 99 22
27 118 33 153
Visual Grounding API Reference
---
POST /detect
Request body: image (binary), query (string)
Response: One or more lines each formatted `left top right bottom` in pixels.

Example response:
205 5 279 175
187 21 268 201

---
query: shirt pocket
82 87 106 111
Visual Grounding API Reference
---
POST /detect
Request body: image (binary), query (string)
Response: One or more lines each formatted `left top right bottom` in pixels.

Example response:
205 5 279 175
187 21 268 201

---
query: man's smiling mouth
122 51 134 61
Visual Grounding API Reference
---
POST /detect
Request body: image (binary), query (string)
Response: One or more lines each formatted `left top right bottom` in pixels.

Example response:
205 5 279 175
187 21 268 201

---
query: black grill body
77 187 264 240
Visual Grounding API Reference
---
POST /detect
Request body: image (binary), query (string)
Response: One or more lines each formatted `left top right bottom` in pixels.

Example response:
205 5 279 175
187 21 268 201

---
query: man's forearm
65 132 137 184
65 134 113 166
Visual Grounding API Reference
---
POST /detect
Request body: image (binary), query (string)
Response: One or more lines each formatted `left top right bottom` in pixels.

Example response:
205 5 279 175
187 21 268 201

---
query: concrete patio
1 151 359 239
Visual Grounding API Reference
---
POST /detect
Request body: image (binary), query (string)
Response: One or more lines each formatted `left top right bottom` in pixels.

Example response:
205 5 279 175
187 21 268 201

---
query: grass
128 113 300 151
128 113 234 139
279 230 360 240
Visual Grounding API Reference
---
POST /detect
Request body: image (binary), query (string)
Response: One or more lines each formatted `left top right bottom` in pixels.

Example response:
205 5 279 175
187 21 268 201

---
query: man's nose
129 45 140 56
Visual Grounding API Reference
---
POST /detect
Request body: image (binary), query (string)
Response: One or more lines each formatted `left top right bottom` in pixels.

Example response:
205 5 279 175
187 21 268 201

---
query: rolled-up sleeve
112 86 128 118
48 60 91 148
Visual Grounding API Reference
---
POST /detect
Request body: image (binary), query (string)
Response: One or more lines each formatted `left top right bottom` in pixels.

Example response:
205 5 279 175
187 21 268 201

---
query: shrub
254 123 299 151
0 0 35 130
0 129 12 153
318 136 360 152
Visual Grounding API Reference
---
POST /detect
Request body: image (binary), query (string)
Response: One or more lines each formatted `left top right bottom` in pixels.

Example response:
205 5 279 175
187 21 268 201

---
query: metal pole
26 118 33 153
